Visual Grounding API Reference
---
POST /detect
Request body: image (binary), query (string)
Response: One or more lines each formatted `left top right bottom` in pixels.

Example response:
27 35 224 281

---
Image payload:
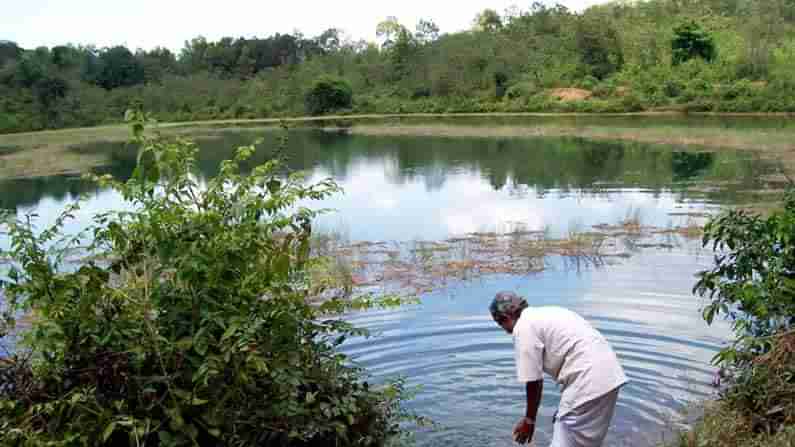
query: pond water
0 126 777 446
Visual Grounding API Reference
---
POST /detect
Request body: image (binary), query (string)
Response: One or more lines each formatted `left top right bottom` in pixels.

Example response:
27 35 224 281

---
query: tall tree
415 19 440 43
473 9 503 32
575 14 624 79
0 41 22 67
671 21 716 66
95 46 145 89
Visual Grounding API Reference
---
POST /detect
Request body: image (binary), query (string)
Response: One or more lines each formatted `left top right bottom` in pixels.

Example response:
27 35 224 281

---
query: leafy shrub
694 189 795 436
411 86 431 99
304 76 353 116
695 190 795 343
505 82 538 100
663 79 685 98
681 78 712 103
591 80 616 99
0 111 418 446
719 80 754 101
619 93 645 112
578 75 599 91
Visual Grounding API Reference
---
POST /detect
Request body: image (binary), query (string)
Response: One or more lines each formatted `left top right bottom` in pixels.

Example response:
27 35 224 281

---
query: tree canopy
2 0 795 133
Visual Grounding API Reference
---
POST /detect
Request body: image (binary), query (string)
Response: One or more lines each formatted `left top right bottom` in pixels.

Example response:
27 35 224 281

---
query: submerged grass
307 215 705 300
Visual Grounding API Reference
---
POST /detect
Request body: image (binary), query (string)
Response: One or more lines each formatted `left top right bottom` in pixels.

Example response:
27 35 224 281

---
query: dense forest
2 0 795 133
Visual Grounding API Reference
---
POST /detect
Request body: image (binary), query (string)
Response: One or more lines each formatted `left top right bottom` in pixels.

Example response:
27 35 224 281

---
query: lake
0 122 778 446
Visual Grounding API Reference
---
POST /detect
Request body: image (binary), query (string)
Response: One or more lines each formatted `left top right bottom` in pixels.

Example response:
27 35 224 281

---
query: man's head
489 291 528 334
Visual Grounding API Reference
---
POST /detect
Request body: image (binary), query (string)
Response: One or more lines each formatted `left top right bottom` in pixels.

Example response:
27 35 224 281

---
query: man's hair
489 291 528 321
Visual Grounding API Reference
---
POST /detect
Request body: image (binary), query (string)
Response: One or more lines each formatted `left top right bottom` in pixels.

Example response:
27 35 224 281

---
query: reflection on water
0 129 762 446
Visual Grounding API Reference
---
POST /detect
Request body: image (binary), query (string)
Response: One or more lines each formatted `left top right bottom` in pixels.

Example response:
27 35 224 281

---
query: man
489 292 627 447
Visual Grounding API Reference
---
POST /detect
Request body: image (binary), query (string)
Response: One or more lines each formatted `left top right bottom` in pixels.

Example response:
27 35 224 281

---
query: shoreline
2 111 795 138
1 113 794 181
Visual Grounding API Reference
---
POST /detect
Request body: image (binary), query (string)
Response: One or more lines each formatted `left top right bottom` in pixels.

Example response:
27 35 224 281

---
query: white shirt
513 306 628 417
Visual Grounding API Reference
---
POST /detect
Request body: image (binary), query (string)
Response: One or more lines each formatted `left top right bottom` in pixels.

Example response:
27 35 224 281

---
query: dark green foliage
0 41 22 67
575 15 624 80
0 114 418 445
305 76 353 115
494 72 508 99
95 46 146 90
671 21 717 66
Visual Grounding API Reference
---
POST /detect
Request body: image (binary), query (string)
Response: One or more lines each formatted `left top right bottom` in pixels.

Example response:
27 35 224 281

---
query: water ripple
341 247 729 447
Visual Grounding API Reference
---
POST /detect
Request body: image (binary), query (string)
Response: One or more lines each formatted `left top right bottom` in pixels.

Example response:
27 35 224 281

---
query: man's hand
512 417 534 444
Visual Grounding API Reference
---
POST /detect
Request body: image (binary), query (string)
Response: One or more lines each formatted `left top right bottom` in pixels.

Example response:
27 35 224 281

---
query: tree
0 41 22 68
575 14 624 80
180 36 210 73
51 45 81 70
315 28 343 53
136 47 180 83
415 19 440 44
474 9 503 32
95 46 145 89
671 21 716 66
304 76 353 115
376 16 407 48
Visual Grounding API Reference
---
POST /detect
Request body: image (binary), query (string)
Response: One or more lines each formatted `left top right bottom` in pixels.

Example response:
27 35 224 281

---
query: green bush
619 93 645 112
694 189 795 436
663 79 685 98
0 111 419 446
681 78 712 103
505 82 538 100
578 75 599 91
304 76 353 116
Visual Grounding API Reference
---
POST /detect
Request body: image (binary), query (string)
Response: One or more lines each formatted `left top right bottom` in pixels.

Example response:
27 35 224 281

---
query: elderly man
489 292 627 447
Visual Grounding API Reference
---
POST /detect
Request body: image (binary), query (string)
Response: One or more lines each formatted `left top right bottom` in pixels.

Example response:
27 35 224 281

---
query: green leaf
176 337 193 350
102 422 117 443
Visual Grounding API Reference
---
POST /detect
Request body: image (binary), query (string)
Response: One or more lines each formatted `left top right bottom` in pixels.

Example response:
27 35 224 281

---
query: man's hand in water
512 417 534 444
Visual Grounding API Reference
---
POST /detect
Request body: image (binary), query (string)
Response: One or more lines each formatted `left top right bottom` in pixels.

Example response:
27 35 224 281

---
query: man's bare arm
525 379 543 420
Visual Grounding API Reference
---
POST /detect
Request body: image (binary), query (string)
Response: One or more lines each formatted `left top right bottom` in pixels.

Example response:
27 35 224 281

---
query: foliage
575 15 624 80
3 0 795 133
670 400 795 447
473 9 503 32
0 41 23 68
671 21 717 66
94 46 146 90
305 76 353 115
0 112 420 446
695 190 795 344
694 188 795 438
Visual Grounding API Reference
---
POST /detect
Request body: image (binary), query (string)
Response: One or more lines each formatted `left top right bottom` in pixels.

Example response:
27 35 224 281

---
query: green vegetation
0 114 421 446
305 76 353 115
2 0 795 134
673 189 795 446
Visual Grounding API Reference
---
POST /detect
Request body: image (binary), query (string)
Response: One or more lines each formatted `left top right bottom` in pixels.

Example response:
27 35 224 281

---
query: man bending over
489 292 627 447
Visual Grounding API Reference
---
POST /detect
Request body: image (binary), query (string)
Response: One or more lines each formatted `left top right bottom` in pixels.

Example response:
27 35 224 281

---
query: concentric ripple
342 247 730 447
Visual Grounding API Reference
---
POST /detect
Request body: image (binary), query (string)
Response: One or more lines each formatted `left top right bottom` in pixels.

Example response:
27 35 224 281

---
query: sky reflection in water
1 130 757 446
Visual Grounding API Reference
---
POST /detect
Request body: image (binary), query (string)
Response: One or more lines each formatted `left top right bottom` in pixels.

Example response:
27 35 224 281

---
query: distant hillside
2 0 794 133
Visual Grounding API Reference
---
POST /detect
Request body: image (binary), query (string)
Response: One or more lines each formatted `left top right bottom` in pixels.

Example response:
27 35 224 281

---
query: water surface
1 127 770 446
